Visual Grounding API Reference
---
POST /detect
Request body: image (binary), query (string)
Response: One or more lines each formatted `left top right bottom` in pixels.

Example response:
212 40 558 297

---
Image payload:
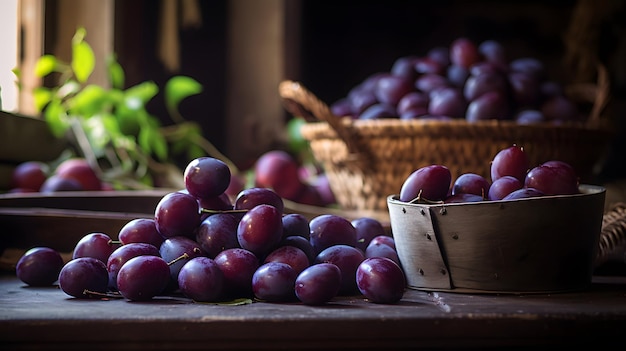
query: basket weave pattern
280 80 612 212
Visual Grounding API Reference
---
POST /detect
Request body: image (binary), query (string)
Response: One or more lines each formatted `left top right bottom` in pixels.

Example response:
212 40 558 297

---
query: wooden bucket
387 185 606 293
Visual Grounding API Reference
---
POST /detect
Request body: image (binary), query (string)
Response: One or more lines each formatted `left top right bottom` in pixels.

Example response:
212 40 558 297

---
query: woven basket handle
596 202 626 267
279 80 362 156
565 64 611 126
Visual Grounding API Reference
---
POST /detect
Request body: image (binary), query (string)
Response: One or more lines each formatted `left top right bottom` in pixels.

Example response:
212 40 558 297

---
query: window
0 0 19 112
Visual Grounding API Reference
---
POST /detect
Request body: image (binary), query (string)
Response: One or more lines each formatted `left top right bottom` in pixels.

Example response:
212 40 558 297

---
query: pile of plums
330 37 583 124
15 156 405 305
9 158 105 193
399 144 580 204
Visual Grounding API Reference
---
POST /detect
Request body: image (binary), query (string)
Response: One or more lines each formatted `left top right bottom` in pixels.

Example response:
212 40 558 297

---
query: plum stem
167 252 190 266
200 208 248 215
82 289 122 299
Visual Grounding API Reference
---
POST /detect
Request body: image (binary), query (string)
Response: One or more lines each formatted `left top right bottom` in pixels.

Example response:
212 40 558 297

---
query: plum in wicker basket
279 79 613 214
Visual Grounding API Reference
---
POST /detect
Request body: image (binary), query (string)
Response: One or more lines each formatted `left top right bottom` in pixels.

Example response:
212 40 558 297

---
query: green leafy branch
16 27 238 189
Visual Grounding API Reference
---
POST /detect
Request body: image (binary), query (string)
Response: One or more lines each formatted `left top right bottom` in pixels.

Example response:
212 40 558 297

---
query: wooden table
1 272 626 350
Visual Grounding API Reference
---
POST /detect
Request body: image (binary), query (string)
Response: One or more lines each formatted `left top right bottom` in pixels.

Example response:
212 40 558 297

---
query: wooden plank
0 207 150 252
0 190 170 213
0 190 169 257
1 275 626 349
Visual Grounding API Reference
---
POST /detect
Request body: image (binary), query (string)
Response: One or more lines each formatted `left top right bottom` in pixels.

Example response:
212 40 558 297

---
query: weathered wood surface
1 274 625 350
0 190 168 254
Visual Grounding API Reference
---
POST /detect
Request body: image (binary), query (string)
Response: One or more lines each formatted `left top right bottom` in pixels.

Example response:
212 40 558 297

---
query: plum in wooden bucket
387 184 606 293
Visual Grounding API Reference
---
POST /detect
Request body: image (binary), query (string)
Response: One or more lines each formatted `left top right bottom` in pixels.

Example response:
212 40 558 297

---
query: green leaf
72 38 95 83
34 55 57 77
138 126 153 155
244 169 256 189
165 122 205 159
68 85 111 117
187 144 205 160
117 85 158 136
125 81 159 105
107 88 125 105
101 113 122 137
106 54 125 89
164 76 202 115
194 298 253 306
138 126 168 161
145 113 163 129
72 26 87 44
44 99 69 137
33 87 52 112
83 116 111 156
286 117 309 155
112 134 137 154
12 67 21 79
12 68 22 89
116 108 144 136
150 132 168 161
115 104 141 136
123 96 145 112
57 80 81 100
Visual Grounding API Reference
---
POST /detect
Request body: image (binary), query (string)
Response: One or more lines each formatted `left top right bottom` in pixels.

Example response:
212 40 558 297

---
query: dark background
298 0 577 104
106 0 624 181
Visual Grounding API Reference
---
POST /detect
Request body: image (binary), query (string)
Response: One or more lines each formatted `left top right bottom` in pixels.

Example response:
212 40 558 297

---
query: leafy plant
14 27 237 189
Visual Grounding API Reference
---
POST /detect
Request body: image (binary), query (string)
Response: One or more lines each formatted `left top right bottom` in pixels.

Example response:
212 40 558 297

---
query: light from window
0 0 18 112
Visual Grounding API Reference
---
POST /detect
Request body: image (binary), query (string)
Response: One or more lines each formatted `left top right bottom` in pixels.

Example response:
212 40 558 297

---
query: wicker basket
279 79 613 213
